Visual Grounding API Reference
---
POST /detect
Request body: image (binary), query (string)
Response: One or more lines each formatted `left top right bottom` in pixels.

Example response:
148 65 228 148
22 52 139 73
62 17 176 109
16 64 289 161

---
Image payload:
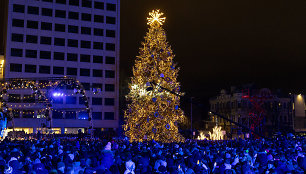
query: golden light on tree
124 9 185 143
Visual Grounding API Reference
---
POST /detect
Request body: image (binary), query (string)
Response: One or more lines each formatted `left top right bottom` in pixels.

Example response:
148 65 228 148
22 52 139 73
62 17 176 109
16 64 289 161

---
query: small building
209 87 304 137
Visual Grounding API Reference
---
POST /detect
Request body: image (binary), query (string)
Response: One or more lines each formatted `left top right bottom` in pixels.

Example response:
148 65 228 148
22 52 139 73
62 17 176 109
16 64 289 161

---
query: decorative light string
0 77 92 126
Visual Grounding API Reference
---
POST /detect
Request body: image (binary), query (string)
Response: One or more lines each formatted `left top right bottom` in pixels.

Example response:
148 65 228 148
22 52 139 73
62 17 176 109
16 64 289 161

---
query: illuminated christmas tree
124 10 185 143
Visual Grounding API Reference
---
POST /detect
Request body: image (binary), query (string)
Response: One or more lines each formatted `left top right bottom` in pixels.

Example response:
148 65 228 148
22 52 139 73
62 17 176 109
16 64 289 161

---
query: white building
0 0 120 135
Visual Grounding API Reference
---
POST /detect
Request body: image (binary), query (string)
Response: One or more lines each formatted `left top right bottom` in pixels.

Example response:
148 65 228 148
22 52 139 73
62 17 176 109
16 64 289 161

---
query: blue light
52 92 64 97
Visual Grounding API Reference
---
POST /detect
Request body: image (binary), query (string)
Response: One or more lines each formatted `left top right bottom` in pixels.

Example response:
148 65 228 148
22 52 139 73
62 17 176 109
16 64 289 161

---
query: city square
0 0 305 173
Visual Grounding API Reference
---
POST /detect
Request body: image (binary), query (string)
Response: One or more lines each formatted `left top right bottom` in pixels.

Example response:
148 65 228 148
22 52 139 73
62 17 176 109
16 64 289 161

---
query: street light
191 97 194 139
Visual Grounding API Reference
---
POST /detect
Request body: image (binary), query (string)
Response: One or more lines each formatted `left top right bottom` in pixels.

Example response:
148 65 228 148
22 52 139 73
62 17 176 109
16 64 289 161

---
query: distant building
0 0 120 135
209 87 304 137
293 94 306 132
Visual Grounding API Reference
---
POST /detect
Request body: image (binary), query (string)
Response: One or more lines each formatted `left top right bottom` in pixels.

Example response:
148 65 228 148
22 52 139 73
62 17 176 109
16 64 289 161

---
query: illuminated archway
0 77 92 137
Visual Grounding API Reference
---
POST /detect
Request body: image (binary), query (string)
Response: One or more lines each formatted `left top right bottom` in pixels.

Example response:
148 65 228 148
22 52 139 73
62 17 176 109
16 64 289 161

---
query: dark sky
120 0 306 121
121 0 306 98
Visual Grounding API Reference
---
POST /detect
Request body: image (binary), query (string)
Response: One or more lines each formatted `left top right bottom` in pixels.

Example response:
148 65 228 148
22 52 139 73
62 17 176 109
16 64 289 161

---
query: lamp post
191 97 193 139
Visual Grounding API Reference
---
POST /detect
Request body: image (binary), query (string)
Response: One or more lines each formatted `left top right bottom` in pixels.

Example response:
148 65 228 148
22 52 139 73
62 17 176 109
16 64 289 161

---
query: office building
0 0 120 135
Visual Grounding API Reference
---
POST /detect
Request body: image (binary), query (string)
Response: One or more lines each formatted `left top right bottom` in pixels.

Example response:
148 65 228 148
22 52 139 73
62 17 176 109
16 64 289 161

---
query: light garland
124 10 185 143
0 77 92 127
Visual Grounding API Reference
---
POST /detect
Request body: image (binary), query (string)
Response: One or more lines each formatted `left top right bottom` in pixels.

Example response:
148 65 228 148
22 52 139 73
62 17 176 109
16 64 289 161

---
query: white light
147 9 166 26
53 92 64 97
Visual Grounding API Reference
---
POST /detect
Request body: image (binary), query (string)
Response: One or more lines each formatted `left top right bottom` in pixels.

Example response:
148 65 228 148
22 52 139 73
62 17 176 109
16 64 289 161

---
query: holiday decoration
0 112 7 139
165 124 170 129
0 77 92 136
124 9 185 143
208 126 225 140
197 131 206 140
154 112 159 117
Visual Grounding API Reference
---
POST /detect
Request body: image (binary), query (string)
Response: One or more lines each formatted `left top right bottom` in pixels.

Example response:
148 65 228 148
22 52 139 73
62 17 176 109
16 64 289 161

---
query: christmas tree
124 10 185 143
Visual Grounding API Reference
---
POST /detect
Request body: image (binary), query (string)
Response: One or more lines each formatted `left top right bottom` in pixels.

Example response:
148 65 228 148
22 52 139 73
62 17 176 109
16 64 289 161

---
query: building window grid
25 50 37 58
55 24 66 32
106 3 116 11
93 55 103 64
27 6 39 15
80 54 91 62
69 11 79 20
26 35 38 44
12 19 24 27
68 39 79 48
40 51 51 59
106 16 116 24
13 4 25 13
11 33 24 42
53 66 65 75
41 22 52 30
42 8 53 17
94 1 104 10
81 27 91 35
27 20 39 29
11 1 118 121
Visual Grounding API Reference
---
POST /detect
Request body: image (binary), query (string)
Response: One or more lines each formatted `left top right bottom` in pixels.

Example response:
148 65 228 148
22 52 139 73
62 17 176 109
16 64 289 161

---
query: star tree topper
147 9 166 26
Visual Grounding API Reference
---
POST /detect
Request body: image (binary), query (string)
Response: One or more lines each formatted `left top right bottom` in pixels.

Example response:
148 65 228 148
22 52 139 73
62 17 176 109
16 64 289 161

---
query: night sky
120 0 306 121
1 0 305 122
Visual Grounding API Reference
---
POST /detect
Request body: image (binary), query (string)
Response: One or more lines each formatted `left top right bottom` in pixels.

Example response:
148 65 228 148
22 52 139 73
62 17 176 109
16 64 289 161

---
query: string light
0 77 92 123
124 10 185 143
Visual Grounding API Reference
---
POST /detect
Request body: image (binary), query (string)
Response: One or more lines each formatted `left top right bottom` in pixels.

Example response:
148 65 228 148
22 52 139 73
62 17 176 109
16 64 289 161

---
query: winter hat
160 160 167 168
68 154 74 161
105 142 112 151
34 158 41 164
11 148 18 153
8 157 17 163
267 154 273 161
224 163 231 170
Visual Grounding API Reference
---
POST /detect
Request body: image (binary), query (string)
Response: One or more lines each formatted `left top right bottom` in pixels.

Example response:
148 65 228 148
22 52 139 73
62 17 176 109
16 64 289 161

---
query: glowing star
147 9 166 26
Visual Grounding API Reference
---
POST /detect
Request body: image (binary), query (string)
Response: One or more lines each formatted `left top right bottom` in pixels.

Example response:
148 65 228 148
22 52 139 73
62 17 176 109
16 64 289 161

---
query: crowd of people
0 135 305 174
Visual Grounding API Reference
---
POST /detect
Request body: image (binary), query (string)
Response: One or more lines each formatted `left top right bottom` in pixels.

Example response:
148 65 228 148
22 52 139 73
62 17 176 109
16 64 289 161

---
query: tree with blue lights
124 10 186 143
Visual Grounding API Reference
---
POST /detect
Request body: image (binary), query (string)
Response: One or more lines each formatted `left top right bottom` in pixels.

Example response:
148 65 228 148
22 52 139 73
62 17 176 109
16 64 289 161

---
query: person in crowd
0 134 306 174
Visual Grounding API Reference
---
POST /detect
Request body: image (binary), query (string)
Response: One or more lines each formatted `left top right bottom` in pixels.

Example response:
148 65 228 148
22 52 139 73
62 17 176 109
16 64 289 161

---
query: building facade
209 87 304 137
0 0 120 135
